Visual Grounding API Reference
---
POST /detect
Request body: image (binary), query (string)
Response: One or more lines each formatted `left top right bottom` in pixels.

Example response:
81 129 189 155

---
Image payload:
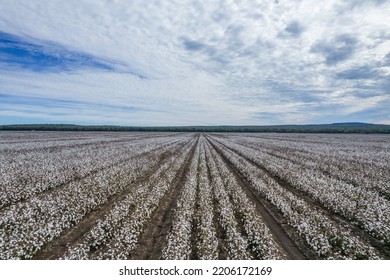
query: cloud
336 0 387 13
0 31 116 73
0 93 150 114
182 39 207 52
0 0 389 125
278 21 305 38
311 34 358 65
383 52 390 66
336 65 380 80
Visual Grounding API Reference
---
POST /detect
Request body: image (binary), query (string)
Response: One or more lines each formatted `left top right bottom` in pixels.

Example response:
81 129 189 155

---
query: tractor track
32 139 193 260
205 135 316 259
130 135 200 259
207 135 389 258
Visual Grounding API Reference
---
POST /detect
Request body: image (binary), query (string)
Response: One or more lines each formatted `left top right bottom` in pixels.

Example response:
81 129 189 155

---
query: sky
0 0 389 126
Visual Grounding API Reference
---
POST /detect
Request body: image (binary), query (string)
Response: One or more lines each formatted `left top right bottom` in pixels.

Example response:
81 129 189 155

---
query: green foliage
0 123 389 133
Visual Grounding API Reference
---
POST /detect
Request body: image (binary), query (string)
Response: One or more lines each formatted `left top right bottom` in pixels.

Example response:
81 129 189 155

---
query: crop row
0 132 387 260
0 134 189 208
162 139 200 259
0 137 191 259
163 137 283 259
63 138 196 259
211 136 390 243
204 140 284 259
208 137 380 259
224 134 389 199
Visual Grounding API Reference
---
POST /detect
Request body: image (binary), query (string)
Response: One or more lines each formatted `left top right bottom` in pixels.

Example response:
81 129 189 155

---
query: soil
129 137 199 259
206 135 316 259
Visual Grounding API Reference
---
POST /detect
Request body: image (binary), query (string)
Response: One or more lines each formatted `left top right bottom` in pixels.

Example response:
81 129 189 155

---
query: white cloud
0 0 389 125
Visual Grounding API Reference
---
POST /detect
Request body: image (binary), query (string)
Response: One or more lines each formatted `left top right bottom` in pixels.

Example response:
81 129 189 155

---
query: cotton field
0 132 389 259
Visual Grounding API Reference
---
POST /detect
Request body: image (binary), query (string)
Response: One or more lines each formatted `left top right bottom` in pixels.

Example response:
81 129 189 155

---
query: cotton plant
0 135 190 259
209 137 380 259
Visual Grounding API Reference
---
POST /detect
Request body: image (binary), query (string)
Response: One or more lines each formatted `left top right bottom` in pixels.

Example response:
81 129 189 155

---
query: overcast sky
0 0 389 125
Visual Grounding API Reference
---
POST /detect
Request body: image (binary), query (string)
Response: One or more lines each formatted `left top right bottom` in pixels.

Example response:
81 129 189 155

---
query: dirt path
1 138 185 211
205 155 230 260
129 135 200 259
228 137 390 201
208 135 389 259
32 140 190 260
206 135 317 259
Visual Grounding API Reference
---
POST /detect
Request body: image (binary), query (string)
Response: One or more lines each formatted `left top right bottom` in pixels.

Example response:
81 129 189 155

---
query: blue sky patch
0 93 149 113
0 31 113 72
0 1 389 125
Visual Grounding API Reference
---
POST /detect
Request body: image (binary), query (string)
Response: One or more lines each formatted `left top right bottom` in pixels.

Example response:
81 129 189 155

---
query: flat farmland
0 132 389 260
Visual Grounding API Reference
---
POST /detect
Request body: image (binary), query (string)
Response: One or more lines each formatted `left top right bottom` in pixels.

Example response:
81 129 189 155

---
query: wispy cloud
0 32 115 73
278 21 305 38
310 34 358 65
0 0 389 125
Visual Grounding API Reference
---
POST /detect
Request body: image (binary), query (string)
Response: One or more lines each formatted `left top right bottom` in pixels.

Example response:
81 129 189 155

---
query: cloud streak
0 32 115 73
311 34 358 65
0 0 389 125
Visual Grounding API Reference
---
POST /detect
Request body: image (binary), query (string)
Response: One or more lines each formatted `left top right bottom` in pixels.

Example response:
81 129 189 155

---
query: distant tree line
0 123 389 133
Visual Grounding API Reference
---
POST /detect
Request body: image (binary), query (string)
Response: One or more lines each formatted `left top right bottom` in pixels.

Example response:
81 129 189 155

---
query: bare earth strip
130 135 199 259
0 136 185 209
1 132 388 260
208 136 389 259
205 136 315 259
32 140 190 260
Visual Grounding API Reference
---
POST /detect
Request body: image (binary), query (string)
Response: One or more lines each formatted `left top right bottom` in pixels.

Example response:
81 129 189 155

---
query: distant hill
0 123 389 133
327 122 376 126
